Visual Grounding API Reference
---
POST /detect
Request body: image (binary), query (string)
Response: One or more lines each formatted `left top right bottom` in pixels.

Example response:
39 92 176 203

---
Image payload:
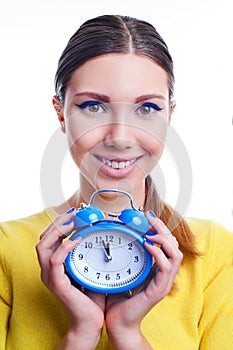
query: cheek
66 115 102 145
67 126 103 163
137 123 168 157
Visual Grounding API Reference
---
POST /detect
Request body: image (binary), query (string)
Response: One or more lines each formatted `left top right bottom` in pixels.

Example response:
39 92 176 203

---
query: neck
54 176 146 215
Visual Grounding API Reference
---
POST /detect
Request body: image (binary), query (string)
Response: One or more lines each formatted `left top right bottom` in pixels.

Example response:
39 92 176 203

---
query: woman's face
56 53 174 195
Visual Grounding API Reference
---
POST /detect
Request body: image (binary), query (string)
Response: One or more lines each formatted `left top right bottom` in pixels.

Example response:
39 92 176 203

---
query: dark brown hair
55 15 174 103
145 176 200 257
54 14 200 258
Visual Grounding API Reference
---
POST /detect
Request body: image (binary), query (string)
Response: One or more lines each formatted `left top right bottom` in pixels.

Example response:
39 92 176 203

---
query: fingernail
148 210 157 218
63 219 73 226
144 236 155 246
66 207 75 214
146 231 156 236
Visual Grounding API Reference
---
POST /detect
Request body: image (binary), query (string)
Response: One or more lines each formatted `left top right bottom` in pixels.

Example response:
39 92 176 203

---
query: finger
144 243 182 300
145 211 179 247
145 233 182 263
36 218 74 274
40 238 79 288
146 231 179 250
145 211 170 235
37 221 74 258
38 210 75 246
145 242 173 273
144 245 183 300
48 239 79 285
145 235 183 278
39 212 74 240
39 209 75 240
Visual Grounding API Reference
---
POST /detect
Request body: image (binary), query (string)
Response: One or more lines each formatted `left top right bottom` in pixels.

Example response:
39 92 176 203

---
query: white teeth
101 158 136 169
118 162 126 169
112 161 119 169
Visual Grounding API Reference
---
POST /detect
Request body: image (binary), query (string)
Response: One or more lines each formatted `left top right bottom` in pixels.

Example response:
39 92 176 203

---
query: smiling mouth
97 157 137 169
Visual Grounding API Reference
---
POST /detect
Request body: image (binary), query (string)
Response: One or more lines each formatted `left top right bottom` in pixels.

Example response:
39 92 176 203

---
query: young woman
0 15 232 350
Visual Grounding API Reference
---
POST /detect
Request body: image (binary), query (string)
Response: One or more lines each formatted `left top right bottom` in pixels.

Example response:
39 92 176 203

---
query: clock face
65 221 152 294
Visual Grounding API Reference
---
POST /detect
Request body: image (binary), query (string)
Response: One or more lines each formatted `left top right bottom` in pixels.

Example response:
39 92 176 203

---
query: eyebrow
135 94 165 103
74 92 165 103
74 92 110 102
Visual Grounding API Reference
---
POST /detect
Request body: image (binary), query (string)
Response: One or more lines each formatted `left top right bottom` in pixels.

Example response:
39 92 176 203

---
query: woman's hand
35 209 105 350
105 211 183 350
35 209 182 349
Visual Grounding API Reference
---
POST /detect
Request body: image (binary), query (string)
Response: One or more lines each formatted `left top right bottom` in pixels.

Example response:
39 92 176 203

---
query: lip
95 155 140 178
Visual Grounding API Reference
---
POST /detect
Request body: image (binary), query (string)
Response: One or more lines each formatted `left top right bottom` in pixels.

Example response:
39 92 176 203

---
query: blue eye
76 101 105 113
136 102 163 115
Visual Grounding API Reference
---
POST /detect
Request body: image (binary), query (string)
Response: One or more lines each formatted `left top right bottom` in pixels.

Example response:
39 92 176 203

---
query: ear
168 100 176 123
52 95 66 133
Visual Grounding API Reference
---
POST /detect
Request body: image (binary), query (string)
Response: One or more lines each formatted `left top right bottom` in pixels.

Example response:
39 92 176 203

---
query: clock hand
102 240 112 262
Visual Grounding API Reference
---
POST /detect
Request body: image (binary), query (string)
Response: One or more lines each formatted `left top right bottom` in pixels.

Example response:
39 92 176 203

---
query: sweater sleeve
198 222 233 350
0 227 12 348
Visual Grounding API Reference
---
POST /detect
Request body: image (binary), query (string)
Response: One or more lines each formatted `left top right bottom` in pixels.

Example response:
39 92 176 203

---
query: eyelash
76 101 105 112
75 101 163 115
136 102 163 114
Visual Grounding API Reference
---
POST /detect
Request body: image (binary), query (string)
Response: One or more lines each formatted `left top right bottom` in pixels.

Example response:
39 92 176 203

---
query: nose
104 122 136 150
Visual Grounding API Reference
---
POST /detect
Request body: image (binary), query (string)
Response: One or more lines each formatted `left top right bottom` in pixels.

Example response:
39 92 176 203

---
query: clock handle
89 189 137 210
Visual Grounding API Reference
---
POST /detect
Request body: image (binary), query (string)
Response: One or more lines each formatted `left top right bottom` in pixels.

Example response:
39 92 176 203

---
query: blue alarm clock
65 189 153 294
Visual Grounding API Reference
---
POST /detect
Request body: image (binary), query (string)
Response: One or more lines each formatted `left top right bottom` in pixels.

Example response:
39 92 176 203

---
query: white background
0 0 232 230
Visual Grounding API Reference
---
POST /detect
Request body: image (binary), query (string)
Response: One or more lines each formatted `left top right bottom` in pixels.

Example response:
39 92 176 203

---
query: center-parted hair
54 15 174 103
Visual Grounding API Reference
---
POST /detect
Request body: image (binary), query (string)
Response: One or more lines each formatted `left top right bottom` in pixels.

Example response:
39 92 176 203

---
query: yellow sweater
0 207 232 350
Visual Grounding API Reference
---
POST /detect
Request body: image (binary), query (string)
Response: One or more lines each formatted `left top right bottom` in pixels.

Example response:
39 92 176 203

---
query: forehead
67 53 169 102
